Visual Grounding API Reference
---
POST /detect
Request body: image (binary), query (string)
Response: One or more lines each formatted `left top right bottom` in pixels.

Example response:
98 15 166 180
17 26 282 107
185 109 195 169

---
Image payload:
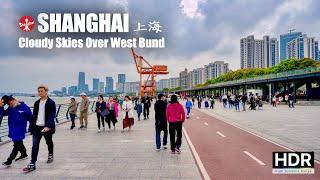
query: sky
0 0 320 93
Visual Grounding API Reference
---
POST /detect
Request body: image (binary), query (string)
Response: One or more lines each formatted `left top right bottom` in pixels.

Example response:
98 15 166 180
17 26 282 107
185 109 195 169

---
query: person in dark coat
24 85 56 172
141 94 151 120
154 94 168 150
0 95 32 166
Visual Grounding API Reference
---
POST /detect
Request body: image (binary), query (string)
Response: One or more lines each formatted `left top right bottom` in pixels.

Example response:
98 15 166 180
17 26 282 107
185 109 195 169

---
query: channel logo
18 16 35 32
273 152 314 174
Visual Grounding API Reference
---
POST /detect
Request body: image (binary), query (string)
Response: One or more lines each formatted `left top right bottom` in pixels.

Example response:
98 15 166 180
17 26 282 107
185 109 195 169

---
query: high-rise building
99 82 104 94
78 72 86 93
240 35 255 68
286 34 318 60
315 41 319 61
105 77 114 94
92 78 99 93
179 68 188 89
117 74 126 93
68 86 78 96
169 77 180 89
157 79 170 90
280 31 302 61
241 35 279 69
124 81 140 94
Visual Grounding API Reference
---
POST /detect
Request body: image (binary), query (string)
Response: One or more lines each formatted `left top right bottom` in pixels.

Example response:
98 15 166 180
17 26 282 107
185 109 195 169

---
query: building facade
92 78 99 93
105 77 114 94
78 72 86 93
280 32 302 61
179 68 188 89
286 34 318 60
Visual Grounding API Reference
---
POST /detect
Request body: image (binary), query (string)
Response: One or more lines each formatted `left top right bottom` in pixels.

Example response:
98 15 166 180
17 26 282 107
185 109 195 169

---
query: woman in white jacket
122 96 134 132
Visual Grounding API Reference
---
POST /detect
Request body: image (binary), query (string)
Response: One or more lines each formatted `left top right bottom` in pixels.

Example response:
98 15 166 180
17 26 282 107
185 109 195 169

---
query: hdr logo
18 16 35 32
273 152 314 174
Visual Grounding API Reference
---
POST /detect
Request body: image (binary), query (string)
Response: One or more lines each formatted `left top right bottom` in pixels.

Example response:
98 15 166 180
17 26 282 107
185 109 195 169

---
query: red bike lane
183 109 320 180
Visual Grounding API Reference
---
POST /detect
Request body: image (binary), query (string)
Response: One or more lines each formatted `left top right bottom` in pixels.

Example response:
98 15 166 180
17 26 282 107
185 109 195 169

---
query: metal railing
0 101 96 143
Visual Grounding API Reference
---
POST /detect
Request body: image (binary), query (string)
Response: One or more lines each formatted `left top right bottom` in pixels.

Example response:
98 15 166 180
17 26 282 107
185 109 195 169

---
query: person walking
210 97 215 109
272 95 277 107
106 97 119 130
185 98 192 118
68 97 77 130
197 96 202 109
95 95 107 133
166 95 185 154
235 95 240 112
288 94 295 108
135 98 143 121
1 95 32 167
241 94 247 111
23 85 56 172
222 94 227 108
141 94 151 120
122 96 134 132
79 93 89 129
204 96 209 109
154 94 168 151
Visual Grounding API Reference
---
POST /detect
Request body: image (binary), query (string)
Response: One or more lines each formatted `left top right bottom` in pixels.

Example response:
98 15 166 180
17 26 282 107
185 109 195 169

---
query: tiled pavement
0 109 202 180
197 101 320 160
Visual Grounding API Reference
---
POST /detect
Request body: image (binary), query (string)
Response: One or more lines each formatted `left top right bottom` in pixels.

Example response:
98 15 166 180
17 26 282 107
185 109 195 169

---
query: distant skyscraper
240 35 255 68
78 72 86 93
179 68 188 89
117 74 126 93
286 34 318 60
280 31 302 61
92 78 99 93
99 82 104 94
105 77 114 94
68 86 78 96
315 41 319 61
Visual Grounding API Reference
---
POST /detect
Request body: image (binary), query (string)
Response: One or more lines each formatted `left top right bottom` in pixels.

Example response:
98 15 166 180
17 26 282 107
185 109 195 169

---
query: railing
0 101 96 143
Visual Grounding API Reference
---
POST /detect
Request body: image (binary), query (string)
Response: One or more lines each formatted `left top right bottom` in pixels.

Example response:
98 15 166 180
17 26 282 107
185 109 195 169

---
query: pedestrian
235 95 240 112
166 94 185 154
197 96 202 109
106 97 119 130
1 95 32 167
241 94 247 111
272 96 277 107
68 97 77 130
122 96 134 132
95 95 107 133
23 85 56 172
285 94 289 105
79 92 89 129
204 96 209 108
154 94 168 151
288 94 295 108
229 94 234 109
210 97 215 109
185 98 192 118
222 94 227 108
135 98 143 121
141 94 151 120
191 97 195 106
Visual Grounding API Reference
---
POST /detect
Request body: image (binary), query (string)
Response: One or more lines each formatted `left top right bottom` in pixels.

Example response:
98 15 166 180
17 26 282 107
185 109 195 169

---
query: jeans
70 113 76 127
242 102 246 111
31 126 54 164
96 113 105 129
143 107 150 118
7 141 27 162
289 100 294 108
169 121 183 151
155 125 168 149
235 103 240 111
186 107 191 116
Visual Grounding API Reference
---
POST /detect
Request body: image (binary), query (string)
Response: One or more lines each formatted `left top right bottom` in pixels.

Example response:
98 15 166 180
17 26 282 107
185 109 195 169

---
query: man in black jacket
154 94 168 151
141 94 151 120
23 85 56 172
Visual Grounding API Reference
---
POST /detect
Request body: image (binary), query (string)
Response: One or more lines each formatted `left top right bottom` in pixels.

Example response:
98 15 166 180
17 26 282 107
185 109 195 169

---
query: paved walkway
197 101 320 160
0 109 202 179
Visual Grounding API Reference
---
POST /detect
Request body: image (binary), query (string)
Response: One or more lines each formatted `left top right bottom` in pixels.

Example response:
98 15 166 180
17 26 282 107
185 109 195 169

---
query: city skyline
1 0 320 93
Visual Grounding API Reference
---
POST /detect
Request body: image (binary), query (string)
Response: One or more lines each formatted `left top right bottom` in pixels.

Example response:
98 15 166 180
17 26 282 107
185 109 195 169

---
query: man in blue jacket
23 85 56 172
0 95 32 166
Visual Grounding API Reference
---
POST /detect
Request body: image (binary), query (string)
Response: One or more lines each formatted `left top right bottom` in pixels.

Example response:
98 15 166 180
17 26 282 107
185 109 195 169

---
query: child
135 99 142 121
185 98 193 118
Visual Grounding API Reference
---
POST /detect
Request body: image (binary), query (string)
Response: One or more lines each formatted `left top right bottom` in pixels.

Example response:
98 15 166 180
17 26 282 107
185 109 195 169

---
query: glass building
280 32 302 61
105 77 114 93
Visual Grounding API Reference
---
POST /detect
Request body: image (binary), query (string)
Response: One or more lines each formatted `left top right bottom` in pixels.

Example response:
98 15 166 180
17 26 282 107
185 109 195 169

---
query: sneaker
47 154 54 163
23 162 36 172
15 154 28 161
2 160 12 167
144 117 146 120
78 125 84 129
163 145 168 150
171 150 175 154
156 148 161 152
175 148 181 154
98 129 101 133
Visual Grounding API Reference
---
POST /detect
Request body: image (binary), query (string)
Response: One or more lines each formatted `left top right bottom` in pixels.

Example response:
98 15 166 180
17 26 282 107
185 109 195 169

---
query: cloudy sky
0 0 320 93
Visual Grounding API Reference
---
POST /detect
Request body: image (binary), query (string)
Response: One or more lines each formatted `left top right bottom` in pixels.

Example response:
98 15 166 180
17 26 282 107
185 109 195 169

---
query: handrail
0 101 96 143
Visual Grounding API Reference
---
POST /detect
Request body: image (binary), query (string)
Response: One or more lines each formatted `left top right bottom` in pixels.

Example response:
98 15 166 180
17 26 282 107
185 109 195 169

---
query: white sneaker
156 148 161 152
98 129 101 133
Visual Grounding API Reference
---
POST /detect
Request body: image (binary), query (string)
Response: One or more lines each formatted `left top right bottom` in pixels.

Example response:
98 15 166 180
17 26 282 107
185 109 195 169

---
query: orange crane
131 48 169 97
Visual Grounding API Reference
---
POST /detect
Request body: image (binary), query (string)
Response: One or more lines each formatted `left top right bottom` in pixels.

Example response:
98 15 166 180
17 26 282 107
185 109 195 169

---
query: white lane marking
183 127 211 180
200 111 320 165
216 131 226 138
204 122 209 126
196 117 200 119
243 151 266 166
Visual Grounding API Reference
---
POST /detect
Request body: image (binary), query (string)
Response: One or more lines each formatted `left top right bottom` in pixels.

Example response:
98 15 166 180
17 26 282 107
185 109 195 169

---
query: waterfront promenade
0 110 201 179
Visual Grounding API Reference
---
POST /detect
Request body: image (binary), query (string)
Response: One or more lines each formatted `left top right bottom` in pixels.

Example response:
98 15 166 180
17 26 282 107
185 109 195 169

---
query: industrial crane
131 48 169 97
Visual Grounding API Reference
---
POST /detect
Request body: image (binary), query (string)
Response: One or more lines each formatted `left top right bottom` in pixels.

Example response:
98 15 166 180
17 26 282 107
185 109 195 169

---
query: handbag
100 109 110 117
